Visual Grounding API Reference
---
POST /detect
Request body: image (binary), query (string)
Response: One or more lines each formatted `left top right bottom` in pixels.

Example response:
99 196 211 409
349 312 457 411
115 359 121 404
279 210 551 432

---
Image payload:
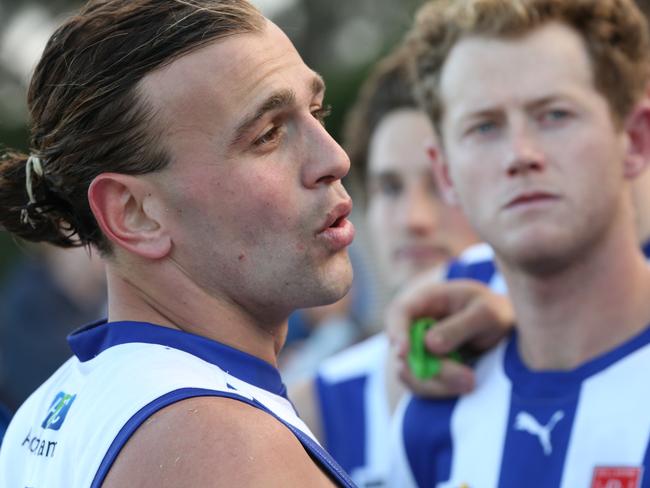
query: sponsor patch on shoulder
591 466 643 488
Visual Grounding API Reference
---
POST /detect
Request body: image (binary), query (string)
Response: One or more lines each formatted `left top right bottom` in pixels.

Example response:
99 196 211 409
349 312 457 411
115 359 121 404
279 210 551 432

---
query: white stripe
318 334 388 382
456 243 495 265
388 394 419 488
440 341 512 488
559 344 650 488
489 271 508 295
363 344 391 482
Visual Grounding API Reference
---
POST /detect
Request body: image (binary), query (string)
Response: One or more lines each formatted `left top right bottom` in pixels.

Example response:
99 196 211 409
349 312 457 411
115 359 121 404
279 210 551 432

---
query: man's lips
317 199 355 250
318 199 353 233
504 191 559 209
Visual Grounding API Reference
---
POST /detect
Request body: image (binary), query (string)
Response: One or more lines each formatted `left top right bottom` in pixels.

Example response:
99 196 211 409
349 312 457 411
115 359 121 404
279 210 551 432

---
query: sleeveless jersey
0 320 356 488
390 327 650 487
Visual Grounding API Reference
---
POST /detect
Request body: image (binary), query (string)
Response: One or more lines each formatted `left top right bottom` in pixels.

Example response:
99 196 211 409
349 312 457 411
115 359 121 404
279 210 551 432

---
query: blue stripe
446 259 497 285
68 320 286 396
315 374 367 474
642 444 650 488
497 394 580 488
91 388 356 488
402 396 457 487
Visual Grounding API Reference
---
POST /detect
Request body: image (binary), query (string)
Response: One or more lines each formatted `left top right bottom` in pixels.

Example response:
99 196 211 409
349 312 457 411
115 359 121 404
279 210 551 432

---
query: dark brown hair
343 46 419 197
0 0 263 254
408 0 650 136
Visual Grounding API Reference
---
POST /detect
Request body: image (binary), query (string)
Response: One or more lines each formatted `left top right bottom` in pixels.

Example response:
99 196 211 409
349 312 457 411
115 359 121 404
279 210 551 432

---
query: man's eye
312 104 332 126
540 109 571 123
470 120 497 135
379 179 402 196
254 125 282 146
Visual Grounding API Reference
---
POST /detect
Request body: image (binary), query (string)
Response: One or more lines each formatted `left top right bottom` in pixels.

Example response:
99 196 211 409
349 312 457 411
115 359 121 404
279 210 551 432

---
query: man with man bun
0 1 356 486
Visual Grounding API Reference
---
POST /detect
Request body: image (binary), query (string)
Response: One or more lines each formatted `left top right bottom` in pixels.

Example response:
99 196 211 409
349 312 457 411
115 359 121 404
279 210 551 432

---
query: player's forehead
138 20 322 139
368 109 435 175
440 22 596 122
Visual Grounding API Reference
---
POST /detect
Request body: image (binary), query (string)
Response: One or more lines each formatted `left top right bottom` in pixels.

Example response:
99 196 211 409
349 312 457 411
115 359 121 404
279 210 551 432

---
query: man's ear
623 99 650 179
88 173 171 259
427 144 459 206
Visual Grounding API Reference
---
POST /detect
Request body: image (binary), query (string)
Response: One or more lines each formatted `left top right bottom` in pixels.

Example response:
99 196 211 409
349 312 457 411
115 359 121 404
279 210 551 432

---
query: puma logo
514 410 564 455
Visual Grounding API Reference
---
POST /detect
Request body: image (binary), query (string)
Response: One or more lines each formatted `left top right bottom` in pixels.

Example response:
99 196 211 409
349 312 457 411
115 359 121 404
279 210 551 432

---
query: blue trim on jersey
642 445 650 488
505 326 650 397
315 374 367 474
68 320 287 397
403 397 457 487
90 388 357 488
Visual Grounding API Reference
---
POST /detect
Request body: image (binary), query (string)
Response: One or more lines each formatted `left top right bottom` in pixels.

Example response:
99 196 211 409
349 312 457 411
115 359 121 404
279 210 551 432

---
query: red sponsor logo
591 467 643 488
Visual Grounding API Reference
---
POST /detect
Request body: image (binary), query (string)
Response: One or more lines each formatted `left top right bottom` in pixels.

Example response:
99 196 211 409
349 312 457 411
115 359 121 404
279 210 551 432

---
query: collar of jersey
68 319 287 398
504 324 650 398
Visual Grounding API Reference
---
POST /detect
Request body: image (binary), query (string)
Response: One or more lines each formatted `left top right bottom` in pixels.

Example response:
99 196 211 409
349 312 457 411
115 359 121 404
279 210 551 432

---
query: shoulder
103 395 335 487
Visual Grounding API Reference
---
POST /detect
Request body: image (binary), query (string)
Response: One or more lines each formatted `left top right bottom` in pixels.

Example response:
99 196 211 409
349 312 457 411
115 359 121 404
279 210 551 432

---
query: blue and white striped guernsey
389 240 650 488
390 327 650 488
0 320 356 488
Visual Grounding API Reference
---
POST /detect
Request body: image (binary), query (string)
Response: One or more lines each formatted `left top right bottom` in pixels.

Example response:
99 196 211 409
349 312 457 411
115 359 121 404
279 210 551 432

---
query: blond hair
408 0 650 134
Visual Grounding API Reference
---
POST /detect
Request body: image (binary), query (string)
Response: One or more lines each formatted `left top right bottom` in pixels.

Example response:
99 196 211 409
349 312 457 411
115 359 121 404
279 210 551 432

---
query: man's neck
499 228 650 371
103 258 287 367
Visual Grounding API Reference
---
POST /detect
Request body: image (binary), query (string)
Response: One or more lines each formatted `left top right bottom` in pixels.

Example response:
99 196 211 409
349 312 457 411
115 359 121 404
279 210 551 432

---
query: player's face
437 22 630 274
366 109 477 291
140 20 354 323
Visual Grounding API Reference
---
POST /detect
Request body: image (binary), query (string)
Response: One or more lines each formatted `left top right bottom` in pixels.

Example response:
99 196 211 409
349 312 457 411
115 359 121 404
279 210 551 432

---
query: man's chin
499 242 585 277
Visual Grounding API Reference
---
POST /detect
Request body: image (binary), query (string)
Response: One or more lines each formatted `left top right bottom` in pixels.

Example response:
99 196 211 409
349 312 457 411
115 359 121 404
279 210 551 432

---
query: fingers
397 357 476 398
386 276 516 399
386 278 482 351
386 276 455 348
469 293 515 350
424 304 482 355
424 291 514 354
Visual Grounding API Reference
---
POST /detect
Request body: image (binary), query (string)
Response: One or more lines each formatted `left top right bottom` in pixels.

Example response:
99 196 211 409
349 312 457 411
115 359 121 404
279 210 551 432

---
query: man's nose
302 120 350 188
504 125 546 177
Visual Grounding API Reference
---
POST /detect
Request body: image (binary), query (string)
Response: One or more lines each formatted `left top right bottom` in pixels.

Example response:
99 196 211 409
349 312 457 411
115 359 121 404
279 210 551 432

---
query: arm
102 396 336 488
386 278 514 397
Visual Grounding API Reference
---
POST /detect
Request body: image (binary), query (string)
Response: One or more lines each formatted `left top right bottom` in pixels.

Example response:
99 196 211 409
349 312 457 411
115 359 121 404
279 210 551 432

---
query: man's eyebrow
524 95 567 111
231 89 296 147
230 75 325 148
311 75 325 97
462 95 568 120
